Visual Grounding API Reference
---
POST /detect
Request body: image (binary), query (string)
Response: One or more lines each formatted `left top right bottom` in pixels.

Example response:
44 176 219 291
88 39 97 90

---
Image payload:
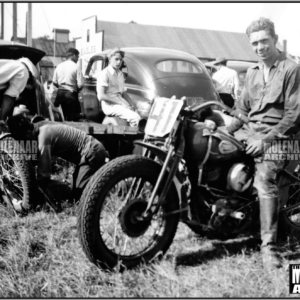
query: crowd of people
0 16 300 272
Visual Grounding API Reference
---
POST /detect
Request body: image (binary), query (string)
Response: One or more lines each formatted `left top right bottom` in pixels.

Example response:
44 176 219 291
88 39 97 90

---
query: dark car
204 60 256 99
81 47 220 123
0 40 48 118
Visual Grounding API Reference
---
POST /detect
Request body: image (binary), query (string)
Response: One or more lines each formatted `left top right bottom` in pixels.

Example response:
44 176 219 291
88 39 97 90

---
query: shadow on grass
175 236 261 267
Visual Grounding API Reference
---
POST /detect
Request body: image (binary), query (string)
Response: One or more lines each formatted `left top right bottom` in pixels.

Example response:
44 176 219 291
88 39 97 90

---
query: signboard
75 15 103 75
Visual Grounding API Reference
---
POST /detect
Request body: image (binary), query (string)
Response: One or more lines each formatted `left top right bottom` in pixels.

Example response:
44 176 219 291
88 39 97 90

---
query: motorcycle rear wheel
280 172 300 241
78 155 180 270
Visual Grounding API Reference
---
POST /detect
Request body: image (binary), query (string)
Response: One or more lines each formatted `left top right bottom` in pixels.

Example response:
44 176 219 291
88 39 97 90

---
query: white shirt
44 81 54 102
52 60 83 93
97 65 128 114
0 59 29 98
212 66 239 98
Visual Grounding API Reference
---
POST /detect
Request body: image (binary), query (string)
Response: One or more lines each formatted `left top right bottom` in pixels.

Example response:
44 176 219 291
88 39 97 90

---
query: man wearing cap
52 48 84 121
0 57 38 121
212 57 240 108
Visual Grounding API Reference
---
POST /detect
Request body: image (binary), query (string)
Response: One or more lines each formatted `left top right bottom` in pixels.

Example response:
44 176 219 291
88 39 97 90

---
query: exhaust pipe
230 211 245 220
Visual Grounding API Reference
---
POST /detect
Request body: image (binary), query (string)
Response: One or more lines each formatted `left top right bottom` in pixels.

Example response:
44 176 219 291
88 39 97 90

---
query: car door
81 55 108 123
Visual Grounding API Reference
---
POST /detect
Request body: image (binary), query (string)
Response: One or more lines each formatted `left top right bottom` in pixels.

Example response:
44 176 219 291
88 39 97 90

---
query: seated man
0 58 38 120
97 47 141 127
7 114 108 212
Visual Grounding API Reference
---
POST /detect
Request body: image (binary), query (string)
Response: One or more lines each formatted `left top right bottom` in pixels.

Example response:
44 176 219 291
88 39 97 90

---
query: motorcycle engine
227 163 253 193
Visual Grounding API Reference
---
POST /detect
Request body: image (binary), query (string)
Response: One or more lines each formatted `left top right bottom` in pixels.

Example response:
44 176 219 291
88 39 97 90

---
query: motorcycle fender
134 141 168 161
134 141 189 212
0 133 11 141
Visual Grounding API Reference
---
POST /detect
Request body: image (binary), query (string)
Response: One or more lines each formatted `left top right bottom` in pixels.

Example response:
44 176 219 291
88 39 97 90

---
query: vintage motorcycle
77 97 300 270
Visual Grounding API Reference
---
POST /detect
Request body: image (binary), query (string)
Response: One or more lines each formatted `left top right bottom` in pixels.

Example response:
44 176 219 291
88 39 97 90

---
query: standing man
227 17 300 271
97 47 141 127
53 48 84 121
7 114 108 212
212 57 240 108
0 58 38 120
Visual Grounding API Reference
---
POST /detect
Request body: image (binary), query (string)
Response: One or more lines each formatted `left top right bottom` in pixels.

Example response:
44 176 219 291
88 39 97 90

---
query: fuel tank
184 121 246 168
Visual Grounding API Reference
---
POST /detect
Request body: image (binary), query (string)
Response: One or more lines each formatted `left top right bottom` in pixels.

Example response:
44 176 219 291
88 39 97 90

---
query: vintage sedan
81 47 221 124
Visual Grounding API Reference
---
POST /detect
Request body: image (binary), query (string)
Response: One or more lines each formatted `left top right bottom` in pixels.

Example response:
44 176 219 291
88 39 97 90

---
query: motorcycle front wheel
0 137 36 216
78 155 180 270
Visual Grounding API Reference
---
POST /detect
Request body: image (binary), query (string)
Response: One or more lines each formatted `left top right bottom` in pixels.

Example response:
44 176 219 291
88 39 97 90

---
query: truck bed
63 121 142 137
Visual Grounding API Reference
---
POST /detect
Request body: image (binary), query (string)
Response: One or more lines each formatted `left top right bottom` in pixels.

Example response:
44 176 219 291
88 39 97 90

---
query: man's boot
260 197 282 271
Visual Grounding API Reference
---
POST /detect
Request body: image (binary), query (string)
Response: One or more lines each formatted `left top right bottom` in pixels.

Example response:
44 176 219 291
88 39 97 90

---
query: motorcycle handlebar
188 100 249 124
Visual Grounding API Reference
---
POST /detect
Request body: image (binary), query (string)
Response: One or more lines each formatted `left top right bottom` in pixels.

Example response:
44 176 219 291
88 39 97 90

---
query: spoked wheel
78 155 180 270
0 137 36 216
280 171 300 241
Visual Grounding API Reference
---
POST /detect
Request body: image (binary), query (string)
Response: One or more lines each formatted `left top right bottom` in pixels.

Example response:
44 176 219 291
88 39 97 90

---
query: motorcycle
77 97 300 270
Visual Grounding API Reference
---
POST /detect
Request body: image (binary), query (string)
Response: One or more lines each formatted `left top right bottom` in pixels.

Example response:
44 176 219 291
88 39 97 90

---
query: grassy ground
0 160 299 297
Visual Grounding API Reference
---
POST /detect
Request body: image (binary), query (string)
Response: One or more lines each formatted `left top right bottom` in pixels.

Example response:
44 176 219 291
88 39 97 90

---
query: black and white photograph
0 1 300 297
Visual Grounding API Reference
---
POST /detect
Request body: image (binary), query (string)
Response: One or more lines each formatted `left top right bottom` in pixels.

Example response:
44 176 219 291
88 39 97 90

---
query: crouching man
7 114 108 212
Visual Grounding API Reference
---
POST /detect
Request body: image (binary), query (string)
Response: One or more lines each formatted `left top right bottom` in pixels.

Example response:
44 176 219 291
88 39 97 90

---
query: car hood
0 44 45 65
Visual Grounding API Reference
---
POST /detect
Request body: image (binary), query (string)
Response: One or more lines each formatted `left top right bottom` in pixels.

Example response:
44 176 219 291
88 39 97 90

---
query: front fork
142 126 185 219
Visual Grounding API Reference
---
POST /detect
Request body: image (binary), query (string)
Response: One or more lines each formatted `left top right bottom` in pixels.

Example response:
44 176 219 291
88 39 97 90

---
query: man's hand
120 98 134 110
245 138 263 157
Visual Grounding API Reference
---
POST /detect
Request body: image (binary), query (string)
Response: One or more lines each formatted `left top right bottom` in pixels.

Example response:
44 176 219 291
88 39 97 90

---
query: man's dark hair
7 114 34 140
217 61 227 66
246 17 276 38
66 48 80 58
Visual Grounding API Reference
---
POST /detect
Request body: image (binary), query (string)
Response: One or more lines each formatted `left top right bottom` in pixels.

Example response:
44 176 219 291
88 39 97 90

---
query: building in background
75 16 104 76
77 16 259 67
15 28 75 82
15 17 300 82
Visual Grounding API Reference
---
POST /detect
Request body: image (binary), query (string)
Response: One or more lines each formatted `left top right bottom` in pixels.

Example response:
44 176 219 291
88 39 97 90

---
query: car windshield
89 60 104 79
156 60 203 74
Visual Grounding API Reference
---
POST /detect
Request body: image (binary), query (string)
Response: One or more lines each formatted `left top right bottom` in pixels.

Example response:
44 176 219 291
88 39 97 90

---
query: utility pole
12 3 17 41
27 3 32 46
53 28 56 67
283 39 287 53
1 3 4 39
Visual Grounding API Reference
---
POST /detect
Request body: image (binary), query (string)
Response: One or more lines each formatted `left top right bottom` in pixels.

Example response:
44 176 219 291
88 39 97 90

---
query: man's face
109 53 123 69
72 54 79 63
25 129 35 141
215 64 221 71
249 30 278 61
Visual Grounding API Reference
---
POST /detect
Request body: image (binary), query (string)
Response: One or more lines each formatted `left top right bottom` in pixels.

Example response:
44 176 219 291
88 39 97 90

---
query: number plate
145 97 183 137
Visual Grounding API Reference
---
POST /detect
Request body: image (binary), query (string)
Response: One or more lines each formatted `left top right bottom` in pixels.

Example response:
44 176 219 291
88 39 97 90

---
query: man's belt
58 87 78 94
251 120 277 126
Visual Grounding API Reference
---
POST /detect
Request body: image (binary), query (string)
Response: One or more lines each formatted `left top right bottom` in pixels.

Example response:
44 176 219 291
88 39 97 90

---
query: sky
2 2 300 56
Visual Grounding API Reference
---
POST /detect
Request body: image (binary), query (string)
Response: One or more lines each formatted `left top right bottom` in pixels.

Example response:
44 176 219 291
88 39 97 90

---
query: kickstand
37 186 62 213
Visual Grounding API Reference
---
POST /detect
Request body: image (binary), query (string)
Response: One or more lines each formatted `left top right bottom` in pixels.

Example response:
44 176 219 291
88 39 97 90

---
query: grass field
0 161 300 297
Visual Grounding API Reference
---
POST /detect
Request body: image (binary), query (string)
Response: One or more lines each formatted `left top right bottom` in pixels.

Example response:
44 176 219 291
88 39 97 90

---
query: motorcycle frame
136 99 300 221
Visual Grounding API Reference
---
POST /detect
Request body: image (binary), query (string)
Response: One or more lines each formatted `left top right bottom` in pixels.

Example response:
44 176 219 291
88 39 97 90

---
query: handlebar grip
230 111 249 124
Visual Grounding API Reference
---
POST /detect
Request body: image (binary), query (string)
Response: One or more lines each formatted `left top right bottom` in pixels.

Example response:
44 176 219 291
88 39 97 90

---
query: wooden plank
63 121 139 135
